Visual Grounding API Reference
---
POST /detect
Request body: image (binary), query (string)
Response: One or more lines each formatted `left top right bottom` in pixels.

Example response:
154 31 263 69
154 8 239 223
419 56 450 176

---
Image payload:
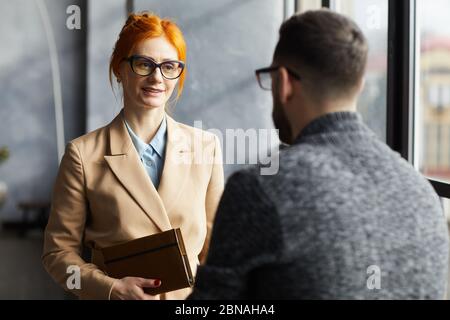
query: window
295 0 322 12
335 0 389 142
416 0 450 184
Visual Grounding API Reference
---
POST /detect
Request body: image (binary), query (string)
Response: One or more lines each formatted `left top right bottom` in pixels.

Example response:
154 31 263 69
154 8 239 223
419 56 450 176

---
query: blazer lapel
157 115 193 217
104 111 172 232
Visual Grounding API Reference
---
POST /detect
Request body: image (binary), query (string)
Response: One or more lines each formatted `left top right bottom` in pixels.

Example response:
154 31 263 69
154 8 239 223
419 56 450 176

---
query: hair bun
125 12 154 26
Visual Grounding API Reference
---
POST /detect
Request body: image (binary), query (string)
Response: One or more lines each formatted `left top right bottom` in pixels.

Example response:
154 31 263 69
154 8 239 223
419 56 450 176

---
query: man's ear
357 76 366 94
278 67 294 105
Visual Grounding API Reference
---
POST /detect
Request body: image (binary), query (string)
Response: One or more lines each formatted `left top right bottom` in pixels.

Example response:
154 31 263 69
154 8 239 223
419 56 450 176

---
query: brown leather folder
100 228 195 295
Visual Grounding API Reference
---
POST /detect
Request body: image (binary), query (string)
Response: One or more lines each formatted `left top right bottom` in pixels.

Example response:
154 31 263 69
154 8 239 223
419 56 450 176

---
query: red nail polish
154 279 161 286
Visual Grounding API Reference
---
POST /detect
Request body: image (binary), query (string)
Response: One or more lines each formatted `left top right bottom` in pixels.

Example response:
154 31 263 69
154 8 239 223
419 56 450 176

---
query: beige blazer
42 110 224 300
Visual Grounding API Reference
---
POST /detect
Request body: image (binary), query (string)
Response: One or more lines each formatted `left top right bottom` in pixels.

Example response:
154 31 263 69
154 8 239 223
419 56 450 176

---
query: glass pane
416 0 450 183
295 0 322 12
336 0 389 142
442 198 450 222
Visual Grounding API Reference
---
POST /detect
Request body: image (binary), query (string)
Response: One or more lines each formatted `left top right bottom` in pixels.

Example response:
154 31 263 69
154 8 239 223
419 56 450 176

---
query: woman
42 12 224 300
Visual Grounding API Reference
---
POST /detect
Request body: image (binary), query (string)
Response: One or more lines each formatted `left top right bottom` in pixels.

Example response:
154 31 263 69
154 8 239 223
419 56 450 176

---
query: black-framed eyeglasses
124 55 185 80
255 66 301 91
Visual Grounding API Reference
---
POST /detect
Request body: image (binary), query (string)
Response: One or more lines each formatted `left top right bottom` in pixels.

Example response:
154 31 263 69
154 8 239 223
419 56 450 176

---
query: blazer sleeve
198 135 225 265
42 142 116 300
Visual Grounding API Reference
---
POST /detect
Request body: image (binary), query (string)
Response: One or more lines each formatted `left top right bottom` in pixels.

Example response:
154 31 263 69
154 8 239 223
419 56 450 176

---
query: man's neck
290 98 358 142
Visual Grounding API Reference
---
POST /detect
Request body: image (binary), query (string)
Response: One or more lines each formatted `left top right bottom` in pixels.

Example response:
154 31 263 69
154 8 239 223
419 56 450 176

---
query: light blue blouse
124 116 167 189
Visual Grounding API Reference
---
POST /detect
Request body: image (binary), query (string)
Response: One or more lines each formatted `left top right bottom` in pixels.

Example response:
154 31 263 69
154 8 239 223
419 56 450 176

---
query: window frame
386 0 450 198
297 0 450 198
386 0 415 163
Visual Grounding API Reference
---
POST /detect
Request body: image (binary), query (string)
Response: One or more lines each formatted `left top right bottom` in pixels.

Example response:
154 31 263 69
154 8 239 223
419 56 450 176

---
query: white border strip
36 0 65 162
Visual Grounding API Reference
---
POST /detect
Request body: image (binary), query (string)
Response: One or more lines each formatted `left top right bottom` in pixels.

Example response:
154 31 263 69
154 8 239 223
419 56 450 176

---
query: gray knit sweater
189 112 449 300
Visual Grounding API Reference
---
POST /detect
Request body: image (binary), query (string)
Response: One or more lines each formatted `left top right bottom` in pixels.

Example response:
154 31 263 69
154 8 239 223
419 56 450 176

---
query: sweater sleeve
188 169 283 300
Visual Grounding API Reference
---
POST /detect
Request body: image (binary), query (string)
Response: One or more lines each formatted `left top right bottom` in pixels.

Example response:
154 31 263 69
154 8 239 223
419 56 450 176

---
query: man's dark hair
274 9 368 100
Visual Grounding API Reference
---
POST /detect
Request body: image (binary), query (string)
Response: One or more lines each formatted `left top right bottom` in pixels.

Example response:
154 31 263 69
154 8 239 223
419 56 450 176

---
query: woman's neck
123 105 165 144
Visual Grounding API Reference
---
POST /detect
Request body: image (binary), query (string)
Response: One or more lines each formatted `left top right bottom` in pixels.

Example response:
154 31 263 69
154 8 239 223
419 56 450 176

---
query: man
189 10 449 299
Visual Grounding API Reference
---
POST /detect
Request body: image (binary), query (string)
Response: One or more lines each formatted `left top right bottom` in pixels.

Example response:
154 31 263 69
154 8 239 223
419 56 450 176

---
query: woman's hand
110 277 162 300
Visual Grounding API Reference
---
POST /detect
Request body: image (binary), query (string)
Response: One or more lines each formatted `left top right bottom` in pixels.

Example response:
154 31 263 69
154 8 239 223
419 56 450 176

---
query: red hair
110 12 187 99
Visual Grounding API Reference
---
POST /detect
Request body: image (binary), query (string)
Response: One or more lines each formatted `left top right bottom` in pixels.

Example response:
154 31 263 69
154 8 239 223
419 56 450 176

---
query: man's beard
272 94 293 145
